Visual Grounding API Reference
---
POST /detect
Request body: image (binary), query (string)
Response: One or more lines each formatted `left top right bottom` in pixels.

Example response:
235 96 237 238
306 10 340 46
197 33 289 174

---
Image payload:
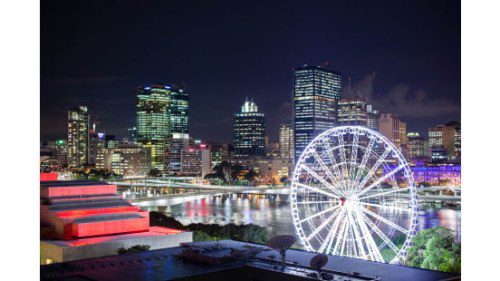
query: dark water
139 194 461 242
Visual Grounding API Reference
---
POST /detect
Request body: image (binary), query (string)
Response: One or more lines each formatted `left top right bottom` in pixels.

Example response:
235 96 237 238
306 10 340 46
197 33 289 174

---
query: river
138 194 461 242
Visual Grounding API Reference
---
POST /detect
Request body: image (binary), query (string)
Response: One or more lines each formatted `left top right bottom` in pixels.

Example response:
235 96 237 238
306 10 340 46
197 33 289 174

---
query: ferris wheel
290 126 418 264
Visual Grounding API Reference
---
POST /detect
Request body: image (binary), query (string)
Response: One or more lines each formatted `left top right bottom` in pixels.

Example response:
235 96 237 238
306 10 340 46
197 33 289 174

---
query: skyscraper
136 84 188 172
169 86 189 135
279 123 294 159
233 99 266 158
293 65 342 161
337 98 367 126
67 106 89 168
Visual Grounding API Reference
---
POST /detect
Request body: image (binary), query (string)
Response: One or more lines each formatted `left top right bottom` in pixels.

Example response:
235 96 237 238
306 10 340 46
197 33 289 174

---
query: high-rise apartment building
378 113 405 149
67 106 89 168
233 99 266 158
279 123 294 159
136 84 188 172
293 65 342 160
366 104 380 131
337 98 367 126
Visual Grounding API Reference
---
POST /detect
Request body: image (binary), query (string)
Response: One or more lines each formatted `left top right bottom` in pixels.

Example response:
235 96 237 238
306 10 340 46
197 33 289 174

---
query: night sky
41 0 460 143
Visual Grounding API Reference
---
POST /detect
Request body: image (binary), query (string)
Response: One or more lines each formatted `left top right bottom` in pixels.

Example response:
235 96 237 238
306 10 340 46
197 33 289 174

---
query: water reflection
139 195 461 241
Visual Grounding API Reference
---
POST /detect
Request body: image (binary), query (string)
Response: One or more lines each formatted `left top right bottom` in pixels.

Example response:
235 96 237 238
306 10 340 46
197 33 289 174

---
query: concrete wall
40 231 192 264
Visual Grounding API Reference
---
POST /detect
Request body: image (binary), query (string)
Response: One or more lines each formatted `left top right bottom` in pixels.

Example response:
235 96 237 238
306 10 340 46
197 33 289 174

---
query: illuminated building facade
236 157 293 183
379 113 405 149
169 86 189 135
165 133 191 174
384 163 461 186
337 98 367 126
293 65 342 161
181 144 211 177
96 145 151 177
428 122 460 162
366 104 380 131
88 132 106 166
67 106 89 168
206 142 231 169
406 132 425 159
137 84 189 172
279 123 294 159
137 85 170 171
233 99 266 158
44 140 68 168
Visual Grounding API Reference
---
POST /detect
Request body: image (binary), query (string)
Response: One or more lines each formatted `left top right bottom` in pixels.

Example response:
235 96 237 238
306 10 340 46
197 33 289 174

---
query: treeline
150 211 269 244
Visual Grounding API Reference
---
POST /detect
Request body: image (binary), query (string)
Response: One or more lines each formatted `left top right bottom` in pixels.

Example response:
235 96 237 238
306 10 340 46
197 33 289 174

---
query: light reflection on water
139 195 461 242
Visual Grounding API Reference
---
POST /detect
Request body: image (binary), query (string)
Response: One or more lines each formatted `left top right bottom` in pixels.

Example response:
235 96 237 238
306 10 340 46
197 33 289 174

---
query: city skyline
41 0 460 142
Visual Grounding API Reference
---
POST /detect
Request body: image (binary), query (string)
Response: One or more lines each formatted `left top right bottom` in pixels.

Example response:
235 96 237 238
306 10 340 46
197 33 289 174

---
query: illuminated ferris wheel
290 126 418 264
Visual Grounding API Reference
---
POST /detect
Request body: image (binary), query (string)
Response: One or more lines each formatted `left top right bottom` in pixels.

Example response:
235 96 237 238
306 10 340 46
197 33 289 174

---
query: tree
148 168 161 177
117 245 151 255
244 169 258 183
407 227 460 273
420 181 432 187
150 211 185 229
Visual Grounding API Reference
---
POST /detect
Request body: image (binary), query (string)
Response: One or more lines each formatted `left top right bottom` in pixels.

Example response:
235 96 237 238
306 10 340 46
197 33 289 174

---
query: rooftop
40 240 460 281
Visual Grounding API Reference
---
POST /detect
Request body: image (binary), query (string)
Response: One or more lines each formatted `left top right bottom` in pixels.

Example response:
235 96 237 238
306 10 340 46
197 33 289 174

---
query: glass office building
136 84 189 172
233 99 266 158
293 65 342 161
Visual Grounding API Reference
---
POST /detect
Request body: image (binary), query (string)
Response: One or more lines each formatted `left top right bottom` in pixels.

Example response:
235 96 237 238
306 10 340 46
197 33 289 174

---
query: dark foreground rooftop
40 240 460 281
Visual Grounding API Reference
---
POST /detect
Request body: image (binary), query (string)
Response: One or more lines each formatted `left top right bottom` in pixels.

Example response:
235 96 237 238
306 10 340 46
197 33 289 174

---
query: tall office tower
337 98 368 126
367 104 380 131
378 113 405 149
169 85 189 135
293 65 342 161
67 106 89 168
206 142 231 169
279 123 294 159
233 99 266 158
406 132 425 159
136 84 188 172
137 85 170 171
